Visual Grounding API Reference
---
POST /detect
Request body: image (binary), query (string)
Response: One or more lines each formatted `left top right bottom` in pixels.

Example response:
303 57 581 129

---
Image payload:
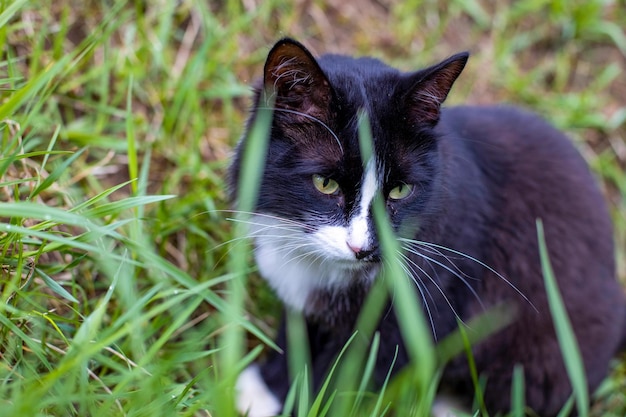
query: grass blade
35 267 79 303
358 109 436 415
536 219 589 417
511 364 525 417
30 148 87 198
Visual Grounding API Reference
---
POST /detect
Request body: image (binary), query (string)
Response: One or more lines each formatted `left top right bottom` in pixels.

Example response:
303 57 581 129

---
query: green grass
1 0 625 416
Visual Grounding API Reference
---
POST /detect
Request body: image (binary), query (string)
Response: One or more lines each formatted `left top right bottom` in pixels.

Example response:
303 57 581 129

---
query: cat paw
431 395 466 417
236 364 282 417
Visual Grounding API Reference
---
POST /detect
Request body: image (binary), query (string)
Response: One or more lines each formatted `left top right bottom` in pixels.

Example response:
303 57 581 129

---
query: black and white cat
229 38 625 416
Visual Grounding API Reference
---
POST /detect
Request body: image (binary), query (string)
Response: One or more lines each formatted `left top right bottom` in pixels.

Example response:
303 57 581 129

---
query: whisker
209 235 251 252
400 252 463 333
398 254 438 339
398 252 438 311
214 209 310 226
225 213 316 233
219 209 344 281
212 212 318 269
406 241 476 282
283 243 321 262
399 238 537 312
402 244 485 311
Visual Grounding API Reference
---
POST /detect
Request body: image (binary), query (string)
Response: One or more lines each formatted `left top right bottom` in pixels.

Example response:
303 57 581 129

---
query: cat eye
312 174 340 195
388 183 413 200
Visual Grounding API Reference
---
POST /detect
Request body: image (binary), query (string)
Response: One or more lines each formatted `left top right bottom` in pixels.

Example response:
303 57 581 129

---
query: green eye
388 183 413 200
312 174 340 195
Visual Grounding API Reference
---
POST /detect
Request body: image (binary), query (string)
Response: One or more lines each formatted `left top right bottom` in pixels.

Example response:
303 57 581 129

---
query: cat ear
263 38 332 121
405 52 469 126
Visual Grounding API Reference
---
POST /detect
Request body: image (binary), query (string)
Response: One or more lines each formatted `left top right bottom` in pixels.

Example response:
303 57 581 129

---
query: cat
229 38 625 416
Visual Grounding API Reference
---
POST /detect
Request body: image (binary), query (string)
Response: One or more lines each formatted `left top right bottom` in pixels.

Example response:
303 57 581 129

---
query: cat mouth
335 253 381 269
349 246 379 262
357 254 380 263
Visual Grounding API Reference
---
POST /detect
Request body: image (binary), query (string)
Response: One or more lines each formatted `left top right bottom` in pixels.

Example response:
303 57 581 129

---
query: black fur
230 38 625 416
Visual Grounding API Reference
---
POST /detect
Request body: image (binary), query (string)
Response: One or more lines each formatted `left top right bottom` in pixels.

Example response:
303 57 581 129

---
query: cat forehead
317 54 404 100
317 54 397 73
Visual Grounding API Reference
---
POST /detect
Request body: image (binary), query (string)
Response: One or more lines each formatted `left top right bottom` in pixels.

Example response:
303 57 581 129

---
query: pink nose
347 242 362 254
347 242 375 260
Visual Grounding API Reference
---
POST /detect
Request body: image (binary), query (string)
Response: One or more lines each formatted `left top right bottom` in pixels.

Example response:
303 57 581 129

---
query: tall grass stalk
217 98 274 417
359 110 437 415
537 220 589 417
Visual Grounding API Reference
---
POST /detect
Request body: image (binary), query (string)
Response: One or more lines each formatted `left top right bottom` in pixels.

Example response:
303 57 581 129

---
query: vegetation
1 0 624 415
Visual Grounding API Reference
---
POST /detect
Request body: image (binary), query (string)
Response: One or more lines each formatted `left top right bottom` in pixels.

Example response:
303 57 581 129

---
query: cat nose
347 242 376 260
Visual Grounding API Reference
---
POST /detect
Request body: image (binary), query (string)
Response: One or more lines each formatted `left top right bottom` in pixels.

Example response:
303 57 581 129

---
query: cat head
230 39 468 311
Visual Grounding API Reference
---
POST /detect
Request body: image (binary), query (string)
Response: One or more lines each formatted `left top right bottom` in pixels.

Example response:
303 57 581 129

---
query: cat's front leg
236 318 289 417
236 363 283 417
236 362 282 416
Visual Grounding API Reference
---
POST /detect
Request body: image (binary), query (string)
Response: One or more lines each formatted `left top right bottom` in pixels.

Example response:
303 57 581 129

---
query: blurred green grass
1 0 625 415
